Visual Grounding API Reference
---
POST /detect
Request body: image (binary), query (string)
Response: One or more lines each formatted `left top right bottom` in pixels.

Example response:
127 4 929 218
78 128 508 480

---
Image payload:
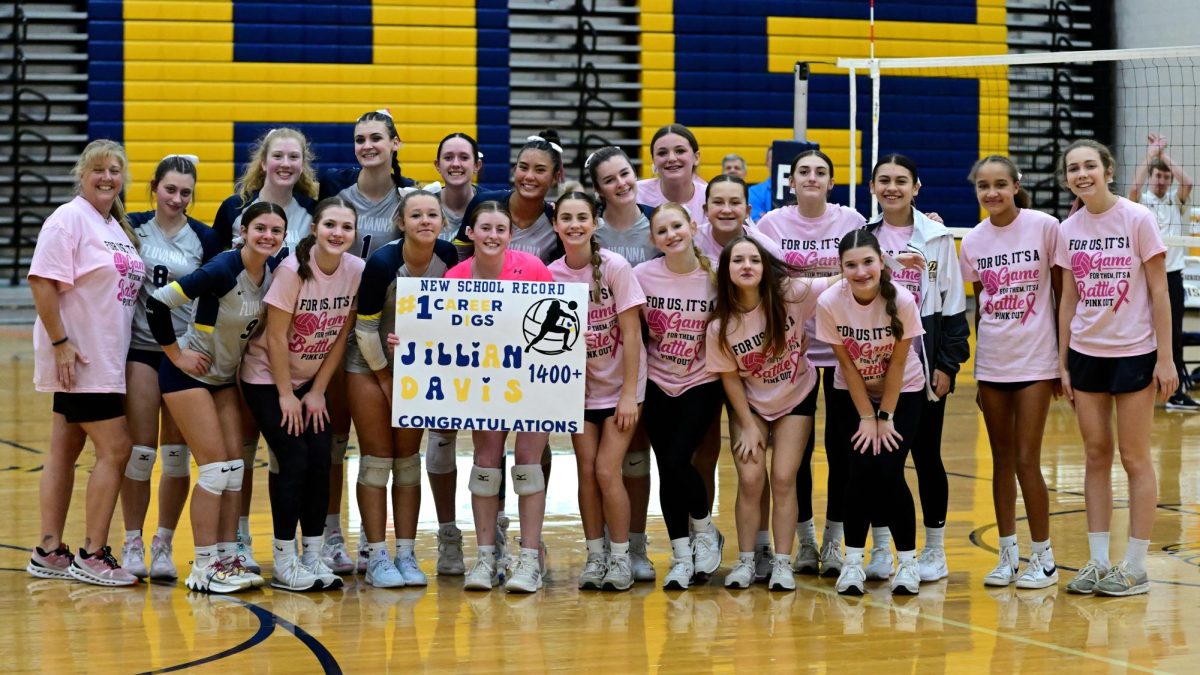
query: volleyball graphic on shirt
1070 251 1092 279
294 312 322 337
980 268 1002 296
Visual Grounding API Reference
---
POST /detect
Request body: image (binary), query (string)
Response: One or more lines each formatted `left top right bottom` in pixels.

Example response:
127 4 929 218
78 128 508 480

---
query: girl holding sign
549 192 647 592
755 149 866 578
817 229 926 596
959 156 1061 589
349 191 458 588
634 203 723 590
445 201 556 593
239 196 365 592
144 201 286 593
705 237 831 591
1056 140 1175 597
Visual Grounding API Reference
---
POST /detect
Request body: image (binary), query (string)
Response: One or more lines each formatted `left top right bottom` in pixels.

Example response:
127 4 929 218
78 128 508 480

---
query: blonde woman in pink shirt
27 140 146 586
548 191 646 592
1055 140 1175 597
706 237 833 591
756 149 866 578
959 156 1061 590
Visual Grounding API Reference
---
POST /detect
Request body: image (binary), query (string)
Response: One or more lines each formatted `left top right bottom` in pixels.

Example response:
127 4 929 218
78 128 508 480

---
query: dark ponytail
968 154 1030 209
838 229 904 340
520 129 563 177
297 196 357 282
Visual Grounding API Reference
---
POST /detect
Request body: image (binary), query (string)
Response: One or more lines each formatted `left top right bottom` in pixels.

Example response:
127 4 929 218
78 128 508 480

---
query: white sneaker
836 561 867 596
149 535 177 580
602 553 634 592
663 557 693 591
917 547 948 582
271 556 321 593
223 557 263 589
768 557 796 592
753 544 773 583
1016 550 1059 590
185 559 243 594
320 532 355 575
505 550 543 593
692 526 724 577
792 540 820 575
724 559 755 589
630 537 656 582
436 526 466 576
464 555 500 591
394 551 428 587
365 548 406 588
891 558 921 595
121 536 148 579
578 553 607 590
819 540 844 578
984 546 1020 587
237 536 260 574
302 555 344 591
356 531 369 573
864 546 894 580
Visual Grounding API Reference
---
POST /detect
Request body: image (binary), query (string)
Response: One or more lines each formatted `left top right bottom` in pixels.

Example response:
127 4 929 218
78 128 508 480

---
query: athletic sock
397 539 415 555
998 534 1018 555
1087 531 1111 568
671 538 691 560
755 530 771 548
925 526 945 550
691 515 713 533
324 514 341 536
1124 537 1149 575
195 545 218 568
739 551 755 565
365 541 386 558
238 517 251 540
217 541 237 563
844 547 865 565
798 518 817 544
301 536 322 564
610 541 630 556
125 529 141 542
823 521 844 545
156 527 175 544
585 538 606 556
871 526 892 549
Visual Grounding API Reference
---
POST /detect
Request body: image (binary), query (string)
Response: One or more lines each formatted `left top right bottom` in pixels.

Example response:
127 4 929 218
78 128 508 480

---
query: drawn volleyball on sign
522 298 582 355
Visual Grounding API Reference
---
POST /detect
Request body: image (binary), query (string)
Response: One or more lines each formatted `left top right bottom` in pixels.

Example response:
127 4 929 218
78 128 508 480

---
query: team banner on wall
391 278 588 433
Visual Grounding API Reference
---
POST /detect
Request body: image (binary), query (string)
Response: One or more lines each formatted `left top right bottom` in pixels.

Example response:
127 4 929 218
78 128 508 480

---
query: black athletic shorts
52 392 124 424
1067 348 1156 395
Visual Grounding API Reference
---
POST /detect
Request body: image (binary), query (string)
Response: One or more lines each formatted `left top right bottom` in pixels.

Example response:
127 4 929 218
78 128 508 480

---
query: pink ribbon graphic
1112 279 1130 313
1019 292 1037 325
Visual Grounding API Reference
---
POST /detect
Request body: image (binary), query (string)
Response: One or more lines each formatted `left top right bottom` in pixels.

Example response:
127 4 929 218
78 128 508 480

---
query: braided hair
648 202 715 283
296 196 357 282
356 110 405 189
554 191 603 303
838 229 904 341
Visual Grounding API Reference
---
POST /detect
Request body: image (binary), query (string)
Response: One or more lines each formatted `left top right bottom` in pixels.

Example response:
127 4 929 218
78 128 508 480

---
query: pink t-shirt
959 209 1060 382
1053 197 1167 357
444 249 553 281
874 224 922 305
756 203 866 368
242 253 365 389
705 277 826 421
816 279 926 397
633 257 718 397
694 222 785 268
549 248 647 408
29 196 145 393
637 175 708 224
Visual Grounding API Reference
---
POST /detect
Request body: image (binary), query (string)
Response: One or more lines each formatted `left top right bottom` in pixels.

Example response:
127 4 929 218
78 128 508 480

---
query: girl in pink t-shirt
637 124 708 223
1055 140 1175 597
548 192 646 592
755 149 867 575
706 237 831 591
816 229 926 597
27 140 146 587
694 175 784 266
240 196 364 593
447 201 555 594
959 156 1061 590
634 203 724 590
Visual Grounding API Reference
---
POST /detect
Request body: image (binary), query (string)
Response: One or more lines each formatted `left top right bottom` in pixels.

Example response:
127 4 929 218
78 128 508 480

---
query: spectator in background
722 154 747 179
749 148 774 221
1130 132 1197 410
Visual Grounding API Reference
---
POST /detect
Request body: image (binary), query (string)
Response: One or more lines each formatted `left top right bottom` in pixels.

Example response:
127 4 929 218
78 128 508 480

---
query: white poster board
1184 256 1200 310
391 277 588 433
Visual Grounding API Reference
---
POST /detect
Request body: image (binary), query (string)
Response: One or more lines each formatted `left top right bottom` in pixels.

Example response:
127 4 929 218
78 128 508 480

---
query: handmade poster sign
391 277 588 433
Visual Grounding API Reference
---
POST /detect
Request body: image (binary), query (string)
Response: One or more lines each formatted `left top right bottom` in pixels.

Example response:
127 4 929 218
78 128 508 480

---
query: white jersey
1140 189 1188 272
130 217 210 351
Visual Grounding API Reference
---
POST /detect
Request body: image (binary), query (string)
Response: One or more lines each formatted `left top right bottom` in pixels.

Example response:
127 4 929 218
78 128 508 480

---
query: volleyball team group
24 113 1178 601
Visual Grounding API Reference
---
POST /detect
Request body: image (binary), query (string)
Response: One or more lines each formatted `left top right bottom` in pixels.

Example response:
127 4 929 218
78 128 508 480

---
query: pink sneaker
69 546 138 587
27 544 75 580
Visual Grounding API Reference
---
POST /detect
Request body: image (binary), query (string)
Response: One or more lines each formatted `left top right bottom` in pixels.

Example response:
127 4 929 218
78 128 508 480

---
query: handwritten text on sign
391 278 588 433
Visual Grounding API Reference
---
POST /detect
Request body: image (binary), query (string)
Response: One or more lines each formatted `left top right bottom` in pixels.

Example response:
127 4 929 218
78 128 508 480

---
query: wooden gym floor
0 324 1197 673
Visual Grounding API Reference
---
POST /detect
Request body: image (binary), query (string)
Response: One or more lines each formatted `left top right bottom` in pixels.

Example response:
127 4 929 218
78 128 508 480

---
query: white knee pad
425 429 458 474
511 464 546 496
622 450 651 478
468 465 502 497
196 461 229 495
124 445 157 481
160 444 191 478
393 454 422 488
331 434 350 465
242 439 258 467
358 455 393 488
225 459 245 492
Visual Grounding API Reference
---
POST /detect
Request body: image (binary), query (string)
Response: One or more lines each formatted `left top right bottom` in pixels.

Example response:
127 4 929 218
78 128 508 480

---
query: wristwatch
876 409 894 422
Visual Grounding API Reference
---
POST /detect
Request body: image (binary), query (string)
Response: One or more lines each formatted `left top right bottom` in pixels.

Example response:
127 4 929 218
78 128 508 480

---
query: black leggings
910 394 948 528
831 389 923 551
1168 269 1185 385
794 368 849 524
644 380 724 541
242 381 332 541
